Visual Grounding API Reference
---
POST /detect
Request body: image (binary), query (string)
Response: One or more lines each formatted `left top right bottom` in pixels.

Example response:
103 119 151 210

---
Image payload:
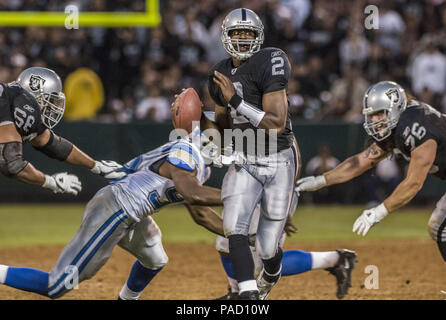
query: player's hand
171 88 186 111
213 71 236 103
91 160 126 179
295 175 327 192
284 216 298 237
42 172 82 196
211 156 224 168
352 203 389 236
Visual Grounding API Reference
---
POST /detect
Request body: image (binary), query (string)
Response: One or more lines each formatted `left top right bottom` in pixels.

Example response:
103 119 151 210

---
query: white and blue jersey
110 138 208 222
44 137 209 299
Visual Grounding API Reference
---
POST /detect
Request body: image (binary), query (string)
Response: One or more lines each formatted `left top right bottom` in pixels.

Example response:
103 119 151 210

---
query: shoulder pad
208 59 230 77
251 47 286 63
166 142 199 172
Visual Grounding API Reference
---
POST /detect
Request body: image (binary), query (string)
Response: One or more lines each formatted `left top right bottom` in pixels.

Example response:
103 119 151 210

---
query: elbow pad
0 142 29 177
35 131 73 161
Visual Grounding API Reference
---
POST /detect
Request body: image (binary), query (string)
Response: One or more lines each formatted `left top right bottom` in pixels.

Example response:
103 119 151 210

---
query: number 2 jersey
110 138 209 222
208 47 294 156
378 100 446 180
0 82 46 142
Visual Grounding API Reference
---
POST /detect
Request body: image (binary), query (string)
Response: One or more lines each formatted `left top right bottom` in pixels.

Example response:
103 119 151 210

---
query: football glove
352 203 389 236
295 175 327 192
91 160 126 179
42 172 82 196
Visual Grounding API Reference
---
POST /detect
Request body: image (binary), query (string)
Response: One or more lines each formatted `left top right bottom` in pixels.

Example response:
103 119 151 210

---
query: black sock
262 247 283 281
228 235 255 282
437 241 446 262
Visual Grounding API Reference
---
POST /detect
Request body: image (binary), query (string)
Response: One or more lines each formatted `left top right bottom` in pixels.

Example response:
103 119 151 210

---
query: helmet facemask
36 91 66 129
221 8 264 61
221 27 264 60
363 110 395 141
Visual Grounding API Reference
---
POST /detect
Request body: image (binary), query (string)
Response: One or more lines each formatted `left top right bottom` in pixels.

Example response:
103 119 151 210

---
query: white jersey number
404 122 426 150
271 57 285 76
14 108 35 133
148 187 183 210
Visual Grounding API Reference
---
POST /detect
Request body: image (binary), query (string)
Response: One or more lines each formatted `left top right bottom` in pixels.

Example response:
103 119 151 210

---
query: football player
207 8 349 300
0 67 123 195
216 193 358 300
199 111 357 300
0 118 225 299
297 81 446 265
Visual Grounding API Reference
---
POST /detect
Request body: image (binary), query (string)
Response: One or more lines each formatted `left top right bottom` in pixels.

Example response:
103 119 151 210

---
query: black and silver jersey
0 82 46 142
391 101 446 180
208 47 294 156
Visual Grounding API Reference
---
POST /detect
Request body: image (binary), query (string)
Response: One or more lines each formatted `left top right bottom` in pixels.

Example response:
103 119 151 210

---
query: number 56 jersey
110 138 209 222
0 82 46 141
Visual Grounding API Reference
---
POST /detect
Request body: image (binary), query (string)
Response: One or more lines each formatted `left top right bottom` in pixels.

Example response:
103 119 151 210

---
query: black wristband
229 94 243 109
35 131 73 161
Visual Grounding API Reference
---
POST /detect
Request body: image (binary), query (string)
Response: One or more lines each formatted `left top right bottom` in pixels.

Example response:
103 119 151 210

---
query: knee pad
138 242 169 270
216 235 229 254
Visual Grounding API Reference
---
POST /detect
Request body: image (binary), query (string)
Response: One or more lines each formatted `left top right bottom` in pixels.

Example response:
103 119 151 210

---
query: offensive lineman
297 81 446 265
0 67 123 195
0 120 225 299
207 8 356 300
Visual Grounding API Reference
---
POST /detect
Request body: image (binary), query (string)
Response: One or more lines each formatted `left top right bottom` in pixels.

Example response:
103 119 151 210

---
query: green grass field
0 203 433 248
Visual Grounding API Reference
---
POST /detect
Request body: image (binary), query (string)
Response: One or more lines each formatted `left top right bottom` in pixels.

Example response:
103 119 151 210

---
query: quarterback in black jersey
207 8 301 300
0 67 124 195
297 81 446 265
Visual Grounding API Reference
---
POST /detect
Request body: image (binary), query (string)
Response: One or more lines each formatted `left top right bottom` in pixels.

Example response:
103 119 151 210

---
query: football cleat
239 290 260 300
216 287 240 300
256 267 281 300
325 249 357 299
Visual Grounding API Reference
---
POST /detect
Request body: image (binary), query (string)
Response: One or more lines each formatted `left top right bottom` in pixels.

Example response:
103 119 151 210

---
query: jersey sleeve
396 108 438 152
257 49 291 94
166 142 199 172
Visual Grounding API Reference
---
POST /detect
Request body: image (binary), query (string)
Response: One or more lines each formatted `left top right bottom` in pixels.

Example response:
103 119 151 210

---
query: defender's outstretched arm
297 142 389 192
325 142 389 186
161 161 222 206
185 204 224 236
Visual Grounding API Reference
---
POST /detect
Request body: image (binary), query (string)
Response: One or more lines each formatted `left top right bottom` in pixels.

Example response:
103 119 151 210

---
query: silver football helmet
17 67 65 129
221 8 264 61
362 81 407 141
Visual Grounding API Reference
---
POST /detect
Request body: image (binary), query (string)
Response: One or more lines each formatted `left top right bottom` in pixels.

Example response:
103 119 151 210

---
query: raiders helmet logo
29 74 45 91
385 88 400 103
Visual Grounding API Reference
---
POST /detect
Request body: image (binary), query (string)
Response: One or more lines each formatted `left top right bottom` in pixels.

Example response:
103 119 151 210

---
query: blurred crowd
1 0 446 123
